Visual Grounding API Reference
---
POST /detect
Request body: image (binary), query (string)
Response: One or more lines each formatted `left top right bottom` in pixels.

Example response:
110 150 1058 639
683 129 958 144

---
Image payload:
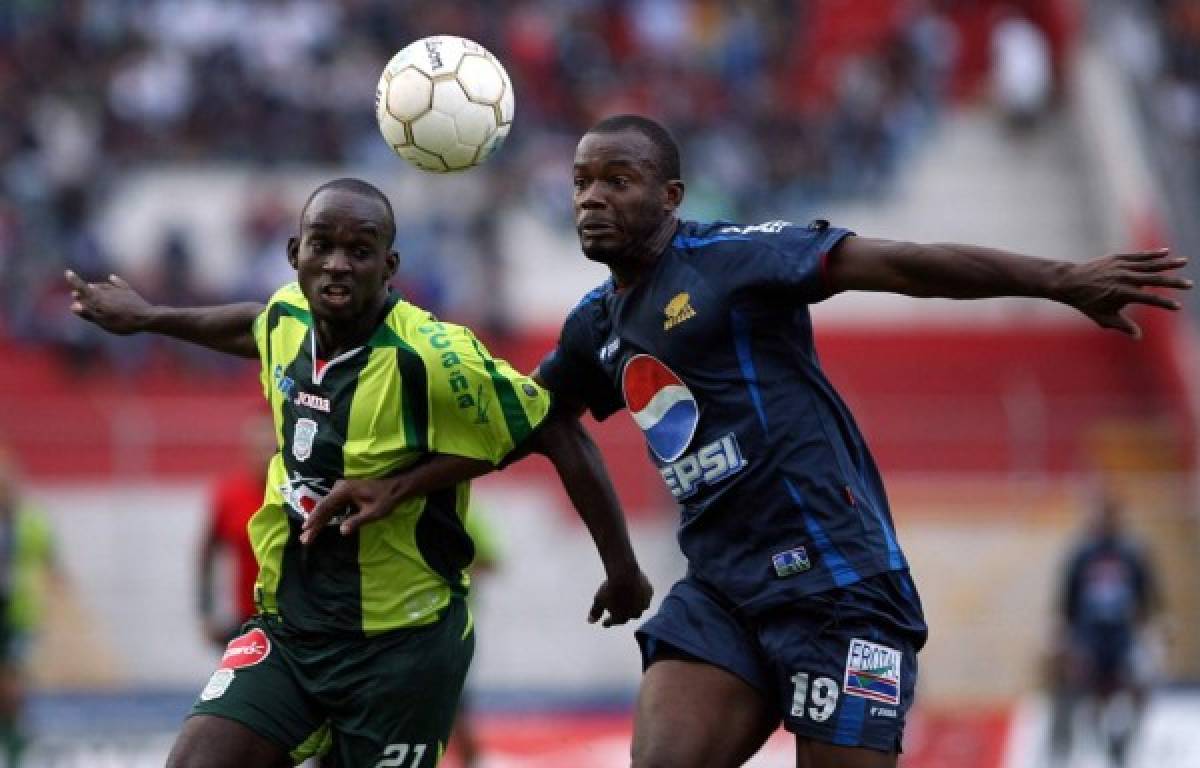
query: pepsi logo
622 354 699 462
220 628 271 670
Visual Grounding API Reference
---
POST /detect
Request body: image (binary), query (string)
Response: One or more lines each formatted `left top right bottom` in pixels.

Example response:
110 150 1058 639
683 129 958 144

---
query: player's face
288 189 397 324
573 130 675 264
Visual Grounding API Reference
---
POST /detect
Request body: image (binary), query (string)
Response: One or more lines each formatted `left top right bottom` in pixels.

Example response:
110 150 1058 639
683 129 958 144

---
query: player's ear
286 237 299 270
384 250 398 283
664 180 684 213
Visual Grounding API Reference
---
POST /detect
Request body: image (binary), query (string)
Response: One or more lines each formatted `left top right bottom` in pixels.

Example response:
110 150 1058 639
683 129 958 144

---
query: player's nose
575 181 606 209
322 248 352 272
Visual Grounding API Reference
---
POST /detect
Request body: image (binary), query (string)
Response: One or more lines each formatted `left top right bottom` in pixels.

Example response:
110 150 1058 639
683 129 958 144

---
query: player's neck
313 294 389 358
610 216 677 289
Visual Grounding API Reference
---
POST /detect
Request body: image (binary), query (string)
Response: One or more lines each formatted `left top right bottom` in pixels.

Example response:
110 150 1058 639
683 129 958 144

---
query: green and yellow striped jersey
249 283 551 636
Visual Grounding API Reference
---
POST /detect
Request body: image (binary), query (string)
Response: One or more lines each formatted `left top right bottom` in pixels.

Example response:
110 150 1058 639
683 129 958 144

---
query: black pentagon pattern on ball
378 36 512 172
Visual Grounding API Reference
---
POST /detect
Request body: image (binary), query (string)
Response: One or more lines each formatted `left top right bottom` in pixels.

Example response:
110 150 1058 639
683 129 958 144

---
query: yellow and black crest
663 292 696 330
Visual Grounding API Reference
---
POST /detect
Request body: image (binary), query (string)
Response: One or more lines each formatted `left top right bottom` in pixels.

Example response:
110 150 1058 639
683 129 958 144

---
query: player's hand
1062 249 1192 338
65 270 153 334
588 567 653 628
300 477 400 546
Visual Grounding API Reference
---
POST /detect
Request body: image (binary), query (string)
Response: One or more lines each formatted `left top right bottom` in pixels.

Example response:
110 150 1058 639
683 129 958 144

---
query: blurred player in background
1046 490 1162 768
447 506 501 768
65 177 652 768
197 416 275 649
0 446 61 768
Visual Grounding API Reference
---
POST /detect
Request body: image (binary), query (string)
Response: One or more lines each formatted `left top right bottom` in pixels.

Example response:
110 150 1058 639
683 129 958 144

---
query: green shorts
190 599 474 766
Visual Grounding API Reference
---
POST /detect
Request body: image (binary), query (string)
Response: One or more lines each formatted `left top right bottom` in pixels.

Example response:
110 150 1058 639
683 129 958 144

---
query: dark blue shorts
636 570 928 753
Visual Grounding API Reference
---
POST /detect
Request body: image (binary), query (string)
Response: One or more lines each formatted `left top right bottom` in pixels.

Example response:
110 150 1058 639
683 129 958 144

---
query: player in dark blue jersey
1048 492 1161 767
528 114 1191 768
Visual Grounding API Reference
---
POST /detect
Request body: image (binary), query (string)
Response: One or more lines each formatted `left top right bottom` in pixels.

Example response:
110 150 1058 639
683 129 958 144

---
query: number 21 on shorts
791 672 840 722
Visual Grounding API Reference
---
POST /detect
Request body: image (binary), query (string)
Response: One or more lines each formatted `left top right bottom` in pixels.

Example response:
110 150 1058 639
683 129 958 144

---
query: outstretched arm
521 413 652 626
66 271 262 358
826 238 1192 338
302 414 652 626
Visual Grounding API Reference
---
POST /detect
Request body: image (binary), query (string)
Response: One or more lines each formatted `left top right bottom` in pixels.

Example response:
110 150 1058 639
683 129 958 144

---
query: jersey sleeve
416 321 552 465
537 310 624 422
253 282 306 400
714 220 853 305
253 308 270 399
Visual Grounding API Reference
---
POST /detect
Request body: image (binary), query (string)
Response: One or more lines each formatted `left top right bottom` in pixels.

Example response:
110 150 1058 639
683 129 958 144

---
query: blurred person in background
0 1 955 350
0 446 62 768
1046 490 1162 768
990 5 1053 134
197 415 275 650
64 177 652 767
447 506 502 768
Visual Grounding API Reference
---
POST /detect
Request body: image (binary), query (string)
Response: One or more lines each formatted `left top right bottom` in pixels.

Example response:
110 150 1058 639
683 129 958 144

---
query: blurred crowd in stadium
0 0 960 367
4 0 1193 369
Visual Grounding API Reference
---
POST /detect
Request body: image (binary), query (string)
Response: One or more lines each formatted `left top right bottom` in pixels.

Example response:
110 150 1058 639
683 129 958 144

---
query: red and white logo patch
220 628 271 670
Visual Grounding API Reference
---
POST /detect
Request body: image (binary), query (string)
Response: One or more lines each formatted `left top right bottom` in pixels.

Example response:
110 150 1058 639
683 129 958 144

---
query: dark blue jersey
1063 535 1156 632
539 219 910 615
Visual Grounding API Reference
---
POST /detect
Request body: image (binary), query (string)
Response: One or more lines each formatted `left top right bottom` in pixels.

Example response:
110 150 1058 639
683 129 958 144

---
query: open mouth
320 285 353 306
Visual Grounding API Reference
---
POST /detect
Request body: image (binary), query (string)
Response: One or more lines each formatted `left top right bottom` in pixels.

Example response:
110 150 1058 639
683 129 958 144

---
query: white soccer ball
375 35 514 173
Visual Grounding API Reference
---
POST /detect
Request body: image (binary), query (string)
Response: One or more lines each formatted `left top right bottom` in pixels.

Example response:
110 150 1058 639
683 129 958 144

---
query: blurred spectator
233 186 294 302
990 6 1053 133
1 0 958 364
448 505 503 768
0 446 62 767
1045 490 1162 768
197 415 274 650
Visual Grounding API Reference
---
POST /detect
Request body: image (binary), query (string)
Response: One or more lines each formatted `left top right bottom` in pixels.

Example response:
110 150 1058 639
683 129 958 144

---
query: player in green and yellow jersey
65 178 653 768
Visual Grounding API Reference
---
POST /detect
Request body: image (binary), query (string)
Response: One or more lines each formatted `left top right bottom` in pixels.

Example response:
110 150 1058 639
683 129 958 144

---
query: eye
613 175 631 188
355 247 373 260
572 177 587 191
309 239 328 253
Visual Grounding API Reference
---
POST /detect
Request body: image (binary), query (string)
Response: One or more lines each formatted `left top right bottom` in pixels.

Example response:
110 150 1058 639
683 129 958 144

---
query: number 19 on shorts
791 672 839 722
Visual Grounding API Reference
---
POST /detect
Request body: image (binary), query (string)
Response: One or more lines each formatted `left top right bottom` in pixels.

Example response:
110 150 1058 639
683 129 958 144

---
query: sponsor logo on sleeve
844 638 902 706
420 321 490 413
717 220 791 235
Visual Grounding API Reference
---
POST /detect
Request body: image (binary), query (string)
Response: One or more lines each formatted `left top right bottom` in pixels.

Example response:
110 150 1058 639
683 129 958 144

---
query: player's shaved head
301 178 396 246
587 115 681 182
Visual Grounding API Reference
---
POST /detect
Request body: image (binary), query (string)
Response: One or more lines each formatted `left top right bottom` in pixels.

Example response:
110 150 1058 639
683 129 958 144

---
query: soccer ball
375 35 514 173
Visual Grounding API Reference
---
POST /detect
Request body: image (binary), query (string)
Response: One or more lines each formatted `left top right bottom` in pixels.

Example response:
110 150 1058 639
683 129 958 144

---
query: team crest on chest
292 418 318 462
663 292 696 330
